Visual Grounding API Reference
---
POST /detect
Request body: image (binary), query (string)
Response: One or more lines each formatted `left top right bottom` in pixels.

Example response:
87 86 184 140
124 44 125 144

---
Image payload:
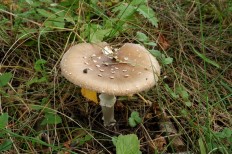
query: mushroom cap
60 42 160 96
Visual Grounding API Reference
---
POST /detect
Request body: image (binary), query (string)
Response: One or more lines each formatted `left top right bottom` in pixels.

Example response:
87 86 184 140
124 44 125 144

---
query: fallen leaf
63 140 71 149
81 88 98 104
148 135 167 152
157 33 170 50
154 135 167 151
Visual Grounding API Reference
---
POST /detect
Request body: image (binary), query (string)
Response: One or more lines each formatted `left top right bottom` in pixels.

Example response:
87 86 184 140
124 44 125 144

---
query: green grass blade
190 45 220 68
198 137 207 154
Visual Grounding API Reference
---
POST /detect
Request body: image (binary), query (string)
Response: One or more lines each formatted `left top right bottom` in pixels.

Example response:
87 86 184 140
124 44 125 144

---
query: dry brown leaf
158 33 170 50
148 135 167 152
63 140 71 149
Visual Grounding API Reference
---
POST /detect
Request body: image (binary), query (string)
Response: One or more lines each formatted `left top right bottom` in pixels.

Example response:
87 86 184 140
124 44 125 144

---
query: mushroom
60 42 160 126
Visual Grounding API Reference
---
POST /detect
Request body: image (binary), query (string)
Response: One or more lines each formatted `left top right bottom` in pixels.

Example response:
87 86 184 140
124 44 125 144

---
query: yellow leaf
81 88 98 104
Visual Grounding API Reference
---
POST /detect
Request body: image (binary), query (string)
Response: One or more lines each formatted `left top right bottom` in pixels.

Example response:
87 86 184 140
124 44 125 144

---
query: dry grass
0 0 231 153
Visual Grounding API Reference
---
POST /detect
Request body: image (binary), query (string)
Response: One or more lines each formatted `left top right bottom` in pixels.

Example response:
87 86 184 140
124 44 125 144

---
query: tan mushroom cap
60 42 160 96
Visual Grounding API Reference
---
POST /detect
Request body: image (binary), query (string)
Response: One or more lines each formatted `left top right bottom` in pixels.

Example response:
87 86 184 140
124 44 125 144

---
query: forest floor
0 0 231 153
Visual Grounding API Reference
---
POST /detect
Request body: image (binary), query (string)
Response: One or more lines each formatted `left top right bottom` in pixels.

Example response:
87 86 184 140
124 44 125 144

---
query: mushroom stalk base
99 93 116 126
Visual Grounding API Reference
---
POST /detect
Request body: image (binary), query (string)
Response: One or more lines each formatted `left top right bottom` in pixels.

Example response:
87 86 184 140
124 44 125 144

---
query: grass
0 0 231 153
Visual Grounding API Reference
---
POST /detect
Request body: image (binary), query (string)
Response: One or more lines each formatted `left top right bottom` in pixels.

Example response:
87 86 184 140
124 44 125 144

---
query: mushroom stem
99 93 116 126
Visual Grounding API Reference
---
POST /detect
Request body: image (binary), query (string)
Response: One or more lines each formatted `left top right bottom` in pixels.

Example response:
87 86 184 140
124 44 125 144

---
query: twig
137 93 152 106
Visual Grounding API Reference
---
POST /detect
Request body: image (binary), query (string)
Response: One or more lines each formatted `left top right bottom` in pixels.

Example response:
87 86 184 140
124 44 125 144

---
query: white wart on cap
60 42 160 96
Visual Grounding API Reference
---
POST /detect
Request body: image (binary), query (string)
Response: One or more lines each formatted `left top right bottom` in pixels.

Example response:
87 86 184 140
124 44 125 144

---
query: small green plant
0 72 12 87
136 31 157 46
0 0 231 153
164 84 192 107
175 85 192 107
136 31 173 65
112 134 141 154
150 49 173 65
40 112 62 125
73 134 93 147
211 128 232 152
112 0 158 27
129 111 142 127
0 139 12 152
0 72 13 96
199 126 232 153
0 113 13 152
26 59 48 86
0 113 8 128
29 98 62 125
214 128 232 140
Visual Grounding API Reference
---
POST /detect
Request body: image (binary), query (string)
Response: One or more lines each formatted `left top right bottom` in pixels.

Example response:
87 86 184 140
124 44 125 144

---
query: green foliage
29 98 62 125
76 134 93 146
200 126 232 153
175 85 192 107
136 4 158 27
0 139 12 152
107 0 158 39
162 57 173 65
112 134 141 154
129 111 142 127
34 59 46 72
2 0 78 34
136 32 157 46
27 59 48 86
0 113 9 129
1 0 158 44
164 84 179 99
36 8 56 18
29 103 52 113
82 24 112 43
112 0 158 27
0 113 12 152
164 84 192 107
136 31 172 65
228 1 232 12
198 137 207 154
213 128 232 151
112 3 136 20
90 28 112 42
130 0 145 5
214 127 232 139
40 112 62 125
191 45 220 68
144 41 157 46
0 73 12 87
149 50 173 65
26 77 47 86
136 31 149 42
0 0 231 153
36 7 73 28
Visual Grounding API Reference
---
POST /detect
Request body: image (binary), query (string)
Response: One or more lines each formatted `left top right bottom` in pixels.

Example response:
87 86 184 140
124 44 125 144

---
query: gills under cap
60 42 160 96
